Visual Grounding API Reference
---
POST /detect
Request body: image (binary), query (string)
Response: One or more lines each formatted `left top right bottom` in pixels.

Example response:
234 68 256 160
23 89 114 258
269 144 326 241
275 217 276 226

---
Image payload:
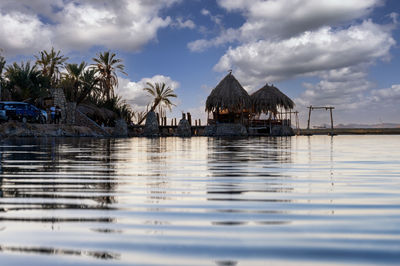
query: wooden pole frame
307 106 335 133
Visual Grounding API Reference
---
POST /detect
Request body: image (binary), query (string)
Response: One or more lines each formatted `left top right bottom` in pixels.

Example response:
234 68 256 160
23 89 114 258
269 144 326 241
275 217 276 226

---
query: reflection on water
0 245 119 260
0 136 399 265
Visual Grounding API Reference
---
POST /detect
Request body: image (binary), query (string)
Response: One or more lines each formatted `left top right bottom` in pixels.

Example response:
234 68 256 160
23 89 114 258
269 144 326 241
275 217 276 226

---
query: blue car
0 103 8 122
0 101 47 123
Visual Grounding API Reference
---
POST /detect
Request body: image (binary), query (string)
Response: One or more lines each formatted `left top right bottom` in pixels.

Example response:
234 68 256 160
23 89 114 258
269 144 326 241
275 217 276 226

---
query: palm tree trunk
137 100 160 125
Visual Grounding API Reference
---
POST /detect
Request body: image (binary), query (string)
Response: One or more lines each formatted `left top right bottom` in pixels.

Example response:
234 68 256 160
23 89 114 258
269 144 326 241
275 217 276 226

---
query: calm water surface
0 136 399 265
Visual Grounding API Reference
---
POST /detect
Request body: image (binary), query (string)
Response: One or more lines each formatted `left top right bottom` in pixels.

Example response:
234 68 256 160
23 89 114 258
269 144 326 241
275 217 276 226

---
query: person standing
50 105 56 124
55 106 61 124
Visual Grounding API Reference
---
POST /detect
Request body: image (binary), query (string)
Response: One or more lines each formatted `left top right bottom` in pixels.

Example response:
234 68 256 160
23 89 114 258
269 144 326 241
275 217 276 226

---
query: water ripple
0 136 399 265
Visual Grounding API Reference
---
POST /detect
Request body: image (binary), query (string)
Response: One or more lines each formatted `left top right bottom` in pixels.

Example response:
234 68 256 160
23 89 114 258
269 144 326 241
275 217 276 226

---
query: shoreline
1 121 400 138
298 128 400 135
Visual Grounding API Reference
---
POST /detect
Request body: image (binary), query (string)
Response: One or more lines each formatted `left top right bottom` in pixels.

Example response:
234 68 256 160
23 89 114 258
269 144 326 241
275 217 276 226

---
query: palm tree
101 95 134 124
4 61 45 102
61 62 86 102
135 111 146 125
0 53 6 100
92 51 126 101
35 47 68 87
138 82 177 125
76 68 100 104
0 54 5 76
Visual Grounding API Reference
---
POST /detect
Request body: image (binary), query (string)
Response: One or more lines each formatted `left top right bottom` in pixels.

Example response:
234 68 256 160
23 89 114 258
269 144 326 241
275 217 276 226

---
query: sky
0 0 399 127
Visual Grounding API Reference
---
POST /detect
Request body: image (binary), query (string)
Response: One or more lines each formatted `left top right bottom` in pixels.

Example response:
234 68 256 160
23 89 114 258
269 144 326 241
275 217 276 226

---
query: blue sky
0 0 399 126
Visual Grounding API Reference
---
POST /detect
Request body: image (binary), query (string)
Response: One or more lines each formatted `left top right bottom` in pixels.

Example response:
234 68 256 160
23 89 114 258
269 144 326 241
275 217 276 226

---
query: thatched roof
250 84 294 114
205 73 251 112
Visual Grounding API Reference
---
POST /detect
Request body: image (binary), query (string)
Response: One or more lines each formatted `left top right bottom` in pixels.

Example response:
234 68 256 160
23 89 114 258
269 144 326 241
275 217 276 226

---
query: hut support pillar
295 111 300 135
307 106 312 130
269 120 272 134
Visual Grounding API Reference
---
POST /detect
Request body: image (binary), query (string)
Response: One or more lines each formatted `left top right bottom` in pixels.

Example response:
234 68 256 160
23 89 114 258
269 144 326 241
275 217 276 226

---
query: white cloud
173 17 196 29
116 75 180 112
371 84 400 103
0 0 63 19
217 0 381 40
190 0 381 52
201 9 210 16
201 8 222 26
53 1 173 52
295 67 372 109
0 12 52 56
188 28 238 52
0 0 179 55
214 20 395 87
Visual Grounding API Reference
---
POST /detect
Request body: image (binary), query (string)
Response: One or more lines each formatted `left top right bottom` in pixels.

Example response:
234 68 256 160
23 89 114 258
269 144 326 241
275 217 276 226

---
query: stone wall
204 123 248 137
113 118 128 137
66 102 76 125
75 109 110 137
144 111 159 136
177 118 191 137
51 88 67 124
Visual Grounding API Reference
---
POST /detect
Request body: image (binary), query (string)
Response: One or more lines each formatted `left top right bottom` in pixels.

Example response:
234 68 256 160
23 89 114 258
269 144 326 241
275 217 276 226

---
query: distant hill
335 123 400 128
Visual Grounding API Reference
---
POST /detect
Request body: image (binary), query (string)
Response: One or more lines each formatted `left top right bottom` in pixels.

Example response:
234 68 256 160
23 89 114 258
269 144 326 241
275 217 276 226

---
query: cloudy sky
1 0 399 126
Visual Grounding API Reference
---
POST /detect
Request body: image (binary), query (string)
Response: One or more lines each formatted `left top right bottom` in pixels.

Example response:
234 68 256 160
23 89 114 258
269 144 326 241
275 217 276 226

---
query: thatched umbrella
205 73 251 113
250 83 294 115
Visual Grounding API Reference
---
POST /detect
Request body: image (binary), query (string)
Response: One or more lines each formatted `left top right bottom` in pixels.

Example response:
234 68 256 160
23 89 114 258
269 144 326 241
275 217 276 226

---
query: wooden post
187 112 192 126
269 120 272 134
307 106 312 129
199 119 201 126
330 108 334 134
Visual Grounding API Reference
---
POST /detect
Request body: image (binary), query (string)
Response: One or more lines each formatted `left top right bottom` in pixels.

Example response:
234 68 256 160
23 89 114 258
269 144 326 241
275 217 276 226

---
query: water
0 136 399 265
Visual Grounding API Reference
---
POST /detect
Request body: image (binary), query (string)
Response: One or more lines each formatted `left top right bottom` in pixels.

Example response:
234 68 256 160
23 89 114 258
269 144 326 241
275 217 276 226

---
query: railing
248 119 291 127
208 118 292 127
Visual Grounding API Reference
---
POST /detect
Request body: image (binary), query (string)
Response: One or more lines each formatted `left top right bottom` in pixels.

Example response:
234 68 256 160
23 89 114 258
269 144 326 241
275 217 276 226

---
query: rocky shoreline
0 121 108 138
0 119 296 139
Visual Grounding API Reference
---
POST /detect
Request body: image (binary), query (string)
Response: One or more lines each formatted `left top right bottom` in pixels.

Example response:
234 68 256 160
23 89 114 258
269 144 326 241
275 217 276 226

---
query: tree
92 51 126 101
0 54 5 76
74 68 100 104
100 95 134 124
35 47 68 87
138 82 177 125
4 61 46 102
62 62 86 103
0 52 5 100
135 111 146 125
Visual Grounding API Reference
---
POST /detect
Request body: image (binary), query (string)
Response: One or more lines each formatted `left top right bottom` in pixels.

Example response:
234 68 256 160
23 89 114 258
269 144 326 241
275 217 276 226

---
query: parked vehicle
0 103 8 122
41 109 48 123
0 102 47 123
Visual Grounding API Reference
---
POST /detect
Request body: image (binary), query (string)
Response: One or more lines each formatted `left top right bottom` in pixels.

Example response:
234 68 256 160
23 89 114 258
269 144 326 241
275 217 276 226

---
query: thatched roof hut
250 84 294 115
205 73 251 113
